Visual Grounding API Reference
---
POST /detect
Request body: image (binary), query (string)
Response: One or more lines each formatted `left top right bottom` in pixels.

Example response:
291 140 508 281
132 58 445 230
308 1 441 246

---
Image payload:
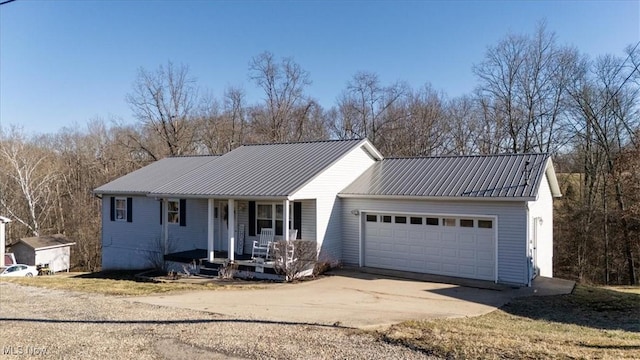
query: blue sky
1 0 638 135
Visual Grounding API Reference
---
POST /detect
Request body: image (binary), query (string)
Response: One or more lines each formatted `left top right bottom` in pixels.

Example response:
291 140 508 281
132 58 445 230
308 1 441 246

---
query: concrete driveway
126 270 574 329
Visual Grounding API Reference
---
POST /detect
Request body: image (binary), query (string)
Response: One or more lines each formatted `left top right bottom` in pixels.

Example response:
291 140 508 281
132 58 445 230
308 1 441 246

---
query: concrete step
199 268 219 277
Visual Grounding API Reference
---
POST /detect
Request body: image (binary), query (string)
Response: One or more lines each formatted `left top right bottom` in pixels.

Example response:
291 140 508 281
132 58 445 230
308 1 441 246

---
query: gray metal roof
94 156 219 195
339 153 556 200
19 234 76 250
149 139 373 198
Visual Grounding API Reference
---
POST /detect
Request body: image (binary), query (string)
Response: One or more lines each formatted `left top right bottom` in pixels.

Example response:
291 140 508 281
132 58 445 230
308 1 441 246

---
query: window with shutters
256 203 292 236
168 200 180 224
115 198 127 221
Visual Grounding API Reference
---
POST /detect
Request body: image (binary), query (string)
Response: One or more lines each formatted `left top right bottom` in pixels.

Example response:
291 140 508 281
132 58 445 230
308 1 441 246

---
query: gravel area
0 282 436 359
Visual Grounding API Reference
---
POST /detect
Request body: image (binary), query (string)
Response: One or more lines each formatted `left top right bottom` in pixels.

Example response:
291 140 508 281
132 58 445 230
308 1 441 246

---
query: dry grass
378 285 640 359
606 286 640 295
0 270 236 296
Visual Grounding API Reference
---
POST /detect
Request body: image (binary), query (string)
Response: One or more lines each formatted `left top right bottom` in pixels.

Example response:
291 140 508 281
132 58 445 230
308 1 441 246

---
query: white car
0 264 38 277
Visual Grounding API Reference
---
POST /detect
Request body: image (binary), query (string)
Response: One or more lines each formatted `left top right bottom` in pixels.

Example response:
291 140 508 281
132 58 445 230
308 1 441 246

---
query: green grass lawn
377 285 640 359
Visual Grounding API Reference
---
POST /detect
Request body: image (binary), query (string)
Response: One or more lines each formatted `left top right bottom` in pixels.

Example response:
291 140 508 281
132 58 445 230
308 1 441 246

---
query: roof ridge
241 138 364 147
168 154 220 158
383 153 549 160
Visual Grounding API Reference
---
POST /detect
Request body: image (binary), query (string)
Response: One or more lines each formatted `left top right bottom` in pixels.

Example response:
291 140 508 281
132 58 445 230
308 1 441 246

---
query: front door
216 202 229 252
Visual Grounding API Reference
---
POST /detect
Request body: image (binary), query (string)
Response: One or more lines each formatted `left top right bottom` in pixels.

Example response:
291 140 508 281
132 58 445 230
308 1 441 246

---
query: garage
363 212 496 281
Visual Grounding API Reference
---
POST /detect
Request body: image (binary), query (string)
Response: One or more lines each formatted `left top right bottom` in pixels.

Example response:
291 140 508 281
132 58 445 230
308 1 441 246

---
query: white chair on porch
252 228 275 260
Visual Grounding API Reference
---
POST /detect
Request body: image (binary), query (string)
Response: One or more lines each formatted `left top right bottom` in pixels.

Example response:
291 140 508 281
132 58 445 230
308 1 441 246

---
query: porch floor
164 249 253 263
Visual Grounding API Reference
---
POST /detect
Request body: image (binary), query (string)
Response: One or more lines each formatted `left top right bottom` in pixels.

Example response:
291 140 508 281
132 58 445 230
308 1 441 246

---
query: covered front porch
159 197 313 277
164 248 282 278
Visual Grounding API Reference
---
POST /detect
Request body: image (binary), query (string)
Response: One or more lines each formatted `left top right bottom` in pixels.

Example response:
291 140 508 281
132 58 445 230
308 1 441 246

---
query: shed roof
19 234 76 250
339 153 561 200
94 156 218 195
150 139 378 198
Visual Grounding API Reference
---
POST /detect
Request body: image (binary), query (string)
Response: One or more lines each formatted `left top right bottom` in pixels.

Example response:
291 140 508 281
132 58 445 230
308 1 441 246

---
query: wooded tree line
1 24 638 284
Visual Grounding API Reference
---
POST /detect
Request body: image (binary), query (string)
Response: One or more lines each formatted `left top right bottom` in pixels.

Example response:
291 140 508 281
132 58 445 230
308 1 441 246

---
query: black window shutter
248 201 256 236
159 201 163 225
126 197 133 222
294 202 302 239
179 199 186 227
110 197 115 222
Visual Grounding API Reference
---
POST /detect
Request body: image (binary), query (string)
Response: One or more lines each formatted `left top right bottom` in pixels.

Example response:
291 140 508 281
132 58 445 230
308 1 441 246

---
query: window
115 198 127 221
426 217 439 226
366 214 377 222
443 218 456 227
460 219 474 228
168 200 180 224
395 216 407 224
256 203 292 236
410 217 423 225
478 220 493 229
382 215 392 223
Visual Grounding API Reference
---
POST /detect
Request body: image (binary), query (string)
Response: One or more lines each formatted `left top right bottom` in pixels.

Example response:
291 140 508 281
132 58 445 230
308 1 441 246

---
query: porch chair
252 228 275 260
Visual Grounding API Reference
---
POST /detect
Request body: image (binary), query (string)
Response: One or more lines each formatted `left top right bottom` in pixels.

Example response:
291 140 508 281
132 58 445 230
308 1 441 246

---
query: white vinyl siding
102 196 208 270
341 198 529 285
236 200 250 253
300 199 316 242
527 173 554 278
291 144 377 264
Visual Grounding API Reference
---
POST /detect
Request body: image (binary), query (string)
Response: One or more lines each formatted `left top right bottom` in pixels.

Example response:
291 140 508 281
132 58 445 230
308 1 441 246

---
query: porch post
283 199 290 241
208 198 215 262
0 216 10 267
162 198 169 254
228 199 235 262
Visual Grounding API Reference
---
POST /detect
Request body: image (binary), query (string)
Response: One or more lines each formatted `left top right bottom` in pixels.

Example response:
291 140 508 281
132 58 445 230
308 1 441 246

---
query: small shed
11 234 76 273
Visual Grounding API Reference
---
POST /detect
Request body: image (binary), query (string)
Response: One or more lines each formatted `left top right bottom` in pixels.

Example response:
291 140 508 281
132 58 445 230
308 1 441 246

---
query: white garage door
364 213 496 281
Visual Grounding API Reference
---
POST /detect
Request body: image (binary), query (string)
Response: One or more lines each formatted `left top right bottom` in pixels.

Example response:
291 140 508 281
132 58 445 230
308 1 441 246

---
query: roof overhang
93 190 150 196
146 193 290 201
544 157 563 198
359 138 384 161
336 194 536 202
29 242 77 251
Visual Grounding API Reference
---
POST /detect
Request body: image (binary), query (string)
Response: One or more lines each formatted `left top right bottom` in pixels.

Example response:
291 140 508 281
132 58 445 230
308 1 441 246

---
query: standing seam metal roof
93 156 219 194
339 153 551 199
149 139 369 197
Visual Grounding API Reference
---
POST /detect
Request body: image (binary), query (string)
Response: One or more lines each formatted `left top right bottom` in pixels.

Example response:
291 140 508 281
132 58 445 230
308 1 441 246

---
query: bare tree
333 71 408 148
446 95 480 155
126 62 199 159
564 47 640 285
199 86 247 154
248 51 313 143
0 127 57 237
474 23 576 153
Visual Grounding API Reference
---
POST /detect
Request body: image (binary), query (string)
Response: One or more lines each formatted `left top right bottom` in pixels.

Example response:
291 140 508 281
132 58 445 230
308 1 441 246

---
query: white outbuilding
11 234 76 273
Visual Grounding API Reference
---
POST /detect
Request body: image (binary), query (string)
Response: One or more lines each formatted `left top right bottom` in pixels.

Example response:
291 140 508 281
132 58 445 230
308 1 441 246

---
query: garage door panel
425 232 441 242
424 261 441 272
477 266 494 278
441 233 457 242
441 248 457 258
379 228 393 237
409 245 425 254
477 250 494 261
459 237 476 246
364 212 496 282
459 264 476 276
459 249 476 260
